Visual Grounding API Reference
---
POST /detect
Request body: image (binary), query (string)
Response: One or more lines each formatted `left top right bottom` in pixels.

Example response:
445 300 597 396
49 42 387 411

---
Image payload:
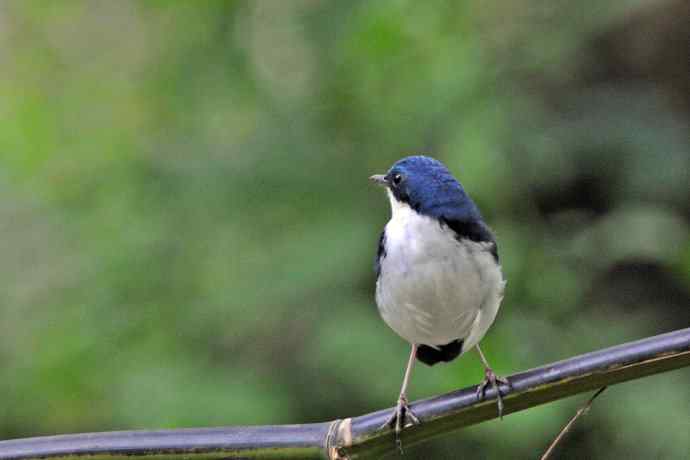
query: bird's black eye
392 173 402 185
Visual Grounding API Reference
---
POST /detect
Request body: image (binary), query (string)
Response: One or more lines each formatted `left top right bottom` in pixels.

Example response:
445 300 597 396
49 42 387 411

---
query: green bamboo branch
1 327 689 460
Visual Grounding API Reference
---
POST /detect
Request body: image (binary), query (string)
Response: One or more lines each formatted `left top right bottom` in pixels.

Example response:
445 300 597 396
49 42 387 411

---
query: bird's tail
416 339 464 366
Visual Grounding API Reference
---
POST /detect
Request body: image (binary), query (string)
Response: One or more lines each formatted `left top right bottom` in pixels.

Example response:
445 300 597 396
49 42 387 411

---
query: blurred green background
1 1 689 458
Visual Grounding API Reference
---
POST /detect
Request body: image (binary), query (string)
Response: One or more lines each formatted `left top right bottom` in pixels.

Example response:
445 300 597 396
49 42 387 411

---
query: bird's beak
369 174 388 187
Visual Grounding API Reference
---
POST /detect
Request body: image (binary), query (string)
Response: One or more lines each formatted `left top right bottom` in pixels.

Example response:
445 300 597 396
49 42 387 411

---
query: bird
370 155 508 445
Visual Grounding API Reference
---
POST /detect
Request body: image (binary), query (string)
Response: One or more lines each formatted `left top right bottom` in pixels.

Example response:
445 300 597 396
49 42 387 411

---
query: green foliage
0 1 688 458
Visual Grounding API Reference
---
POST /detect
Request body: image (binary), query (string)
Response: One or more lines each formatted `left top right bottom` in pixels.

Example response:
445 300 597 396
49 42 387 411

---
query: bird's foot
380 395 421 453
476 367 511 419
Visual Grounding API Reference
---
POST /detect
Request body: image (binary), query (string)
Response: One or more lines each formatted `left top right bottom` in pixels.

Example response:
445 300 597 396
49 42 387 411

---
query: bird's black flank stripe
442 217 499 262
374 230 386 278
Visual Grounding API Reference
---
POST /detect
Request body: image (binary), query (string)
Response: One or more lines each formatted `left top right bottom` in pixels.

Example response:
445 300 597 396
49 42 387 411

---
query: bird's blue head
370 155 482 222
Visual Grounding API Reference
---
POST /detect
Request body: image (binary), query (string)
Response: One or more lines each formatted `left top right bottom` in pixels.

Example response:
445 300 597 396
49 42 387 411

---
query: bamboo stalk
1 327 689 460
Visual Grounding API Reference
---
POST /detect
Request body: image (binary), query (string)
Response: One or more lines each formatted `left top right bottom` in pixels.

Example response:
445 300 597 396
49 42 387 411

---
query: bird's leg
381 344 421 450
475 344 511 419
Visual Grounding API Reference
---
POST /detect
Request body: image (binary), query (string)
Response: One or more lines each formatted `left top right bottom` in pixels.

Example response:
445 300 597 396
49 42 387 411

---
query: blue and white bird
370 155 508 438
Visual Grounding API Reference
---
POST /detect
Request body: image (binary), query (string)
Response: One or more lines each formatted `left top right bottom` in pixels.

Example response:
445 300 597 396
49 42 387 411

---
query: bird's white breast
376 193 504 353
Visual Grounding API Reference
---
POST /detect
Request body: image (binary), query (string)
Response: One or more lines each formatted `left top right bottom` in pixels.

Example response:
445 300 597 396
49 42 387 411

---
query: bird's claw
380 395 421 453
476 367 510 419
